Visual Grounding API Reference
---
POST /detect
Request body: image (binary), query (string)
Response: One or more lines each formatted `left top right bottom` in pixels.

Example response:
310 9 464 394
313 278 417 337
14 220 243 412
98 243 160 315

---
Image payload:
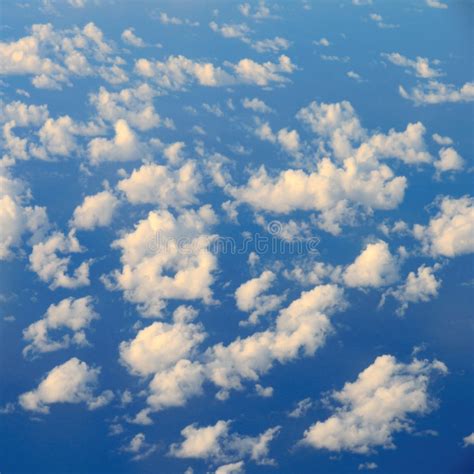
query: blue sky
0 1 473 473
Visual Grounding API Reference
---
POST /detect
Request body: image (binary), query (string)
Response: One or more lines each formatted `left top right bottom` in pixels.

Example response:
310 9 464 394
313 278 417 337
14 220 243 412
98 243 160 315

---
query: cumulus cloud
414 196 474 257
89 84 171 131
434 147 464 173
19 357 112 413
29 231 90 289
382 265 441 316
170 420 280 466
426 0 448 8
206 284 345 396
242 97 272 113
88 119 144 164
121 28 146 48
104 205 218 316
463 432 474 447
23 296 98 356
343 240 399 288
0 170 49 260
71 190 119 230
382 53 441 78
235 270 284 325
0 23 119 90
121 433 158 461
302 355 448 453
400 81 474 105
117 161 201 208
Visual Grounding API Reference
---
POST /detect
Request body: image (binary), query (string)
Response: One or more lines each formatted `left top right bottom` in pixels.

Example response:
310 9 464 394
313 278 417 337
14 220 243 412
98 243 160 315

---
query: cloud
432 133 452 146
215 461 245 474
382 265 441 316
19 357 112 413
399 81 474 105
157 12 199 27
23 296 98 356
0 23 119 90
88 119 144 164
343 240 399 288
434 147 464 173
71 190 119 230
104 205 218 316
426 0 448 8
209 22 250 40
121 433 158 461
463 432 474 447
251 37 290 54
121 28 146 48
89 84 171 131
302 355 447 453
233 55 295 86
0 170 49 260
117 161 201 208
206 284 345 395
235 270 285 325
288 397 313 418
382 53 441 78
239 1 273 20
414 196 474 257
170 420 280 465
242 97 272 113
29 230 90 289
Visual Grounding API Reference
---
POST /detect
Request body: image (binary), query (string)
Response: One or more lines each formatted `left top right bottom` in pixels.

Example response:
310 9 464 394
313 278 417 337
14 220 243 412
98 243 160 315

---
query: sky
0 0 473 473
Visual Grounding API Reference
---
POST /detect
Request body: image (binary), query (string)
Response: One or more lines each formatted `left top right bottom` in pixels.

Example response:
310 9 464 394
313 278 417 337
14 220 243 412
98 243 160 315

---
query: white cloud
29 230 90 289
71 190 119 230
117 161 201 208
170 420 280 465
0 170 49 260
432 133 452 146
382 53 441 78
121 28 146 48
302 355 448 453
463 432 474 447
288 397 313 418
88 119 144 164
121 433 158 461
89 84 170 131
242 97 272 113
434 147 464 173
206 285 345 394
19 357 112 413
235 270 284 325
157 12 199 27
399 81 474 105
233 55 295 86
414 196 474 257
23 296 98 356
359 462 378 470
383 265 441 316
426 0 448 8
347 70 363 82
215 461 245 474
251 37 290 54
104 205 218 316
314 38 330 47
255 384 273 397
239 1 273 20
343 240 399 288
209 21 250 40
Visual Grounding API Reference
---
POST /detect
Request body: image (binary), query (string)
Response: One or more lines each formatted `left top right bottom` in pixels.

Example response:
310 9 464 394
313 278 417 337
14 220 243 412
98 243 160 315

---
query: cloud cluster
302 355 448 453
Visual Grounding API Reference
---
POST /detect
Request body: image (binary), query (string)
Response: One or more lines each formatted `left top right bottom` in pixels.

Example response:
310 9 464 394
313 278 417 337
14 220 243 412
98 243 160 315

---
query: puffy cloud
23 296 98 356
426 0 448 8
209 22 250 40
235 270 284 325
215 461 245 474
117 161 201 208
121 28 146 47
251 37 290 54
0 23 115 90
242 97 272 113
89 84 170 131
288 397 313 418
135 54 295 90
0 100 49 126
157 12 199 27
414 196 474 257
383 265 441 316
29 231 90 289
71 190 119 230
255 384 273 397
206 285 345 394
230 158 406 235
0 170 49 260
434 147 464 173
463 432 474 447
105 205 218 316
302 355 448 453
170 420 280 465
119 307 205 376
19 357 112 413
343 241 399 288
239 1 273 20
400 81 474 105
88 120 144 164
432 133 452 146
382 53 441 78
121 433 157 461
